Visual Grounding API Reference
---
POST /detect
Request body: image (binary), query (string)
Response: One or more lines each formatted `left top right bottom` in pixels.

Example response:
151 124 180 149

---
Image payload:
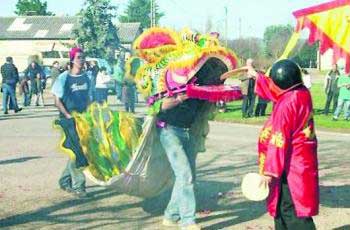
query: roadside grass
214 83 350 133
1 81 349 132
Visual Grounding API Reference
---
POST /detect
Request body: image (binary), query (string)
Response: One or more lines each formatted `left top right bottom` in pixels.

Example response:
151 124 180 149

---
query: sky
0 0 327 39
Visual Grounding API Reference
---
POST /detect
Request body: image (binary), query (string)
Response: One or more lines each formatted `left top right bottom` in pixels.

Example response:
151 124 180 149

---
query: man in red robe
247 59 319 230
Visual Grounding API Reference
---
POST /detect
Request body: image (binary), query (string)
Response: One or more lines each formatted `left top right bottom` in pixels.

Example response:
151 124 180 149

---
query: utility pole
150 0 153 27
238 17 242 38
225 6 228 47
150 0 156 27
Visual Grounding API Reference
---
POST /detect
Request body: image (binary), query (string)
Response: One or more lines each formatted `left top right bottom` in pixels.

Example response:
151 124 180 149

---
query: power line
168 0 191 16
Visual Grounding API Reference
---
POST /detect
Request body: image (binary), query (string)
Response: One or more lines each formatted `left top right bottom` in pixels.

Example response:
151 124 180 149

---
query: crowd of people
1 57 52 114
217 59 350 122
1 52 138 115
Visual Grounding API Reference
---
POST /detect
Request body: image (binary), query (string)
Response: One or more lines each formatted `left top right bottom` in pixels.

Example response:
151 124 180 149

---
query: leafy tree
228 37 263 62
292 41 318 68
73 0 120 65
15 0 54 16
263 24 293 59
119 0 164 30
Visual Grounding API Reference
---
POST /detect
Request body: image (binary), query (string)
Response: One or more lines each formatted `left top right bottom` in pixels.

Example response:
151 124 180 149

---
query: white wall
319 49 345 71
0 39 73 72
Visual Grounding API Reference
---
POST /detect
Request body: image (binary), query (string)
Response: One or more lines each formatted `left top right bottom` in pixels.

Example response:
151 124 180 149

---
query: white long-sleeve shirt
95 72 111 89
302 74 312 89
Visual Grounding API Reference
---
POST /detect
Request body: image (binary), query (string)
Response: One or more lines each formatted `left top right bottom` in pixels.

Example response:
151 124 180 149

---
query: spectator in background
1 56 22 114
113 53 125 101
324 64 340 115
88 60 99 102
25 60 44 106
239 58 256 118
333 70 350 121
301 69 312 89
95 67 111 104
122 75 136 113
51 61 61 86
64 61 71 71
19 76 30 107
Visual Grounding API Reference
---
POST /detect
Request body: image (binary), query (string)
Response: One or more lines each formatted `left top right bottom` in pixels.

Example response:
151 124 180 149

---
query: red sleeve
263 102 294 178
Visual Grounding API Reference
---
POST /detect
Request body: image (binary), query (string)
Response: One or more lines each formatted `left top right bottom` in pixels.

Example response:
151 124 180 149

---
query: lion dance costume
54 27 241 197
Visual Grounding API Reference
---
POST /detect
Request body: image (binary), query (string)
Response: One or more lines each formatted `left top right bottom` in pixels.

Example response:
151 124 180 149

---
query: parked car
106 79 117 95
40 50 69 67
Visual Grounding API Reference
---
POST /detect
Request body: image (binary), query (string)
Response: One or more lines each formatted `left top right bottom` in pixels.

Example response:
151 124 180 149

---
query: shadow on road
140 179 265 230
320 185 350 208
0 132 267 229
0 110 57 121
0 156 42 165
0 188 138 228
333 225 350 230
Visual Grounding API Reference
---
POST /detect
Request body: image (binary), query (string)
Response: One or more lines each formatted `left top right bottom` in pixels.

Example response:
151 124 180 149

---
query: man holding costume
247 59 319 229
52 47 91 199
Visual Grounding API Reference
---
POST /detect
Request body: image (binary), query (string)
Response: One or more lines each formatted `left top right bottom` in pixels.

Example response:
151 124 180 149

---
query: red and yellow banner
293 0 350 72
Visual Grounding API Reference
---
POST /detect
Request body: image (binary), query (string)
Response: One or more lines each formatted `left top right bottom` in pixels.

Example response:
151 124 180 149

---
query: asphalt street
0 97 349 230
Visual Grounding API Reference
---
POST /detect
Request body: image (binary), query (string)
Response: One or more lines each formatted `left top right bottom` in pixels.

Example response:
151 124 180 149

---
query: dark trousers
95 88 108 104
23 92 30 106
55 118 88 168
255 98 268 116
242 94 256 117
275 175 316 230
324 91 339 115
125 102 135 113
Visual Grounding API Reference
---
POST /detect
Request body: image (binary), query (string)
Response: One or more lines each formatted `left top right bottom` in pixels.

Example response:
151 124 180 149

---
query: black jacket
1 63 19 85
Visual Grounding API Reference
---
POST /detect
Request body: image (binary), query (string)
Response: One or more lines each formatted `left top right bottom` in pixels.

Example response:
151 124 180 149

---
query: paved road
0 99 349 230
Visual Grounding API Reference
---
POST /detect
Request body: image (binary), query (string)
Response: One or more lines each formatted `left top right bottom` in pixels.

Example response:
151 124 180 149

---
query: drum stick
220 67 248 81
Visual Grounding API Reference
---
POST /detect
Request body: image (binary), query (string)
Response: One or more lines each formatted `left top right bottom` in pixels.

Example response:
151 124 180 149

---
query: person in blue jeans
1 56 22 114
52 47 91 199
157 93 203 230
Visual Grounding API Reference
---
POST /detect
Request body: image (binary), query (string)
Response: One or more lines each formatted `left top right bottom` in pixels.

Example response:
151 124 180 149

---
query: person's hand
259 175 272 188
247 67 258 78
176 93 189 103
65 114 73 119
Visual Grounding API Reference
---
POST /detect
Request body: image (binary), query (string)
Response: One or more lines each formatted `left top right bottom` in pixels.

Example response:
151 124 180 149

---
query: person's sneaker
14 108 22 113
4 111 8 115
72 190 92 199
332 117 338 121
162 218 178 227
181 224 201 230
60 186 74 193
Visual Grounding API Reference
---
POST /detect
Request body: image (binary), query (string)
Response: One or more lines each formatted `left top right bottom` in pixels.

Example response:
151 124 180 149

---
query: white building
0 16 142 71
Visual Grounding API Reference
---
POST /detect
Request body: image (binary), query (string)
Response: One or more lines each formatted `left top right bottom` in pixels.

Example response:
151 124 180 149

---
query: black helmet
270 59 302 90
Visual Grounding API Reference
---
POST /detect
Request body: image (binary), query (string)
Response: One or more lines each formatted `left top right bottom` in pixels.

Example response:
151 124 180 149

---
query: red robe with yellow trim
256 74 319 217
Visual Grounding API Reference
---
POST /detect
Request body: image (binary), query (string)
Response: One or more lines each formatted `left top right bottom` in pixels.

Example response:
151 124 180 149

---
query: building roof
116 22 142 44
0 16 78 40
0 16 142 43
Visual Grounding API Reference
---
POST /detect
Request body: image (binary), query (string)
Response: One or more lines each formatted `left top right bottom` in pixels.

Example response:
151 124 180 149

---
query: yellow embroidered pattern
259 126 272 143
302 113 315 139
270 132 284 148
259 153 266 175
